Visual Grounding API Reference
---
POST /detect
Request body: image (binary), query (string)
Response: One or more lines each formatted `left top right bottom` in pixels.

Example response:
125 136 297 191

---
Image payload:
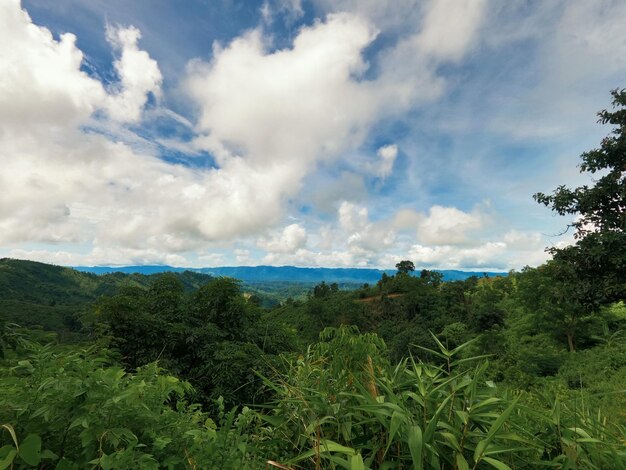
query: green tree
395 260 415 274
534 88 626 307
311 281 331 298
419 268 443 287
146 273 184 321
191 277 252 335
515 263 592 352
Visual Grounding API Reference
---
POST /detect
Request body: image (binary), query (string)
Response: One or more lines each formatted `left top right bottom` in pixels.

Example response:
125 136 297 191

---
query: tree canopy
534 88 626 307
395 260 415 274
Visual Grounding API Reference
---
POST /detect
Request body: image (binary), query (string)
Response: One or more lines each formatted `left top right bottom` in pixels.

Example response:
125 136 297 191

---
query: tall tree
395 260 415 274
534 88 626 308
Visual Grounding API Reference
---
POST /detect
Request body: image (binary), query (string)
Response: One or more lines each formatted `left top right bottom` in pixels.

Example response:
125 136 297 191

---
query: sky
1 0 625 270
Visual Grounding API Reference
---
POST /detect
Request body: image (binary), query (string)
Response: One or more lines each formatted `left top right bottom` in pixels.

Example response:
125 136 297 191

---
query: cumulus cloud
0 1 292 260
390 209 423 231
105 24 163 123
409 241 507 270
403 227 559 271
184 13 403 244
338 202 396 251
416 205 486 245
258 224 307 253
187 14 380 168
8 247 189 268
314 0 488 109
0 0 105 131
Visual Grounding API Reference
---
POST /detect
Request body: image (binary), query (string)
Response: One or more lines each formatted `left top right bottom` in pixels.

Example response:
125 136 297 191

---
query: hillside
0 258 212 337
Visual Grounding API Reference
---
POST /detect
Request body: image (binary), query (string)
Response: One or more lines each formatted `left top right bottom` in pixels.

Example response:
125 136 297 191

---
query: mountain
0 258 212 337
74 264 506 283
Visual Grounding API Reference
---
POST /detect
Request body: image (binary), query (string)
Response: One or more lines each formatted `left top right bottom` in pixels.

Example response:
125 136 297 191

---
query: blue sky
1 0 625 269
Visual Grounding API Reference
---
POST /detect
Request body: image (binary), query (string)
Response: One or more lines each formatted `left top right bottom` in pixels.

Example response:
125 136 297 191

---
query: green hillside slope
0 258 212 338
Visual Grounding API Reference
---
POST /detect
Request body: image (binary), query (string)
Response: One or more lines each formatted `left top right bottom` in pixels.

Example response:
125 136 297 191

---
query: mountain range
73 264 505 283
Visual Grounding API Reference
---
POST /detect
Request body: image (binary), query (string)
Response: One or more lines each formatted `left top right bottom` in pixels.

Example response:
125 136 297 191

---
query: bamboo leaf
384 410 405 455
407 425 423 470
474 398 519 463
350 453 365 470
455 452 470 470
482 457 512 470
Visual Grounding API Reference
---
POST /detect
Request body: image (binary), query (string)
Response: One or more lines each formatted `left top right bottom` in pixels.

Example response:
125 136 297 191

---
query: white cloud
417 205 486 245
8 247 188 268
258 223 308 253
105 24 163 123
502 230 542 250
390 209 423 231
262 247 369 268
375 144 398 179
0 0 105 131
313 0 488 110
409 242 507 270
415 0 487 61
187 14 380 168
0 2 295 258
338 202 396 251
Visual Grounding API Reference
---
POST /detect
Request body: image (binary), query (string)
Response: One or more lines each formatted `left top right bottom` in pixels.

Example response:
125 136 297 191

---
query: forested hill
0 258 212 335
74 264 505 282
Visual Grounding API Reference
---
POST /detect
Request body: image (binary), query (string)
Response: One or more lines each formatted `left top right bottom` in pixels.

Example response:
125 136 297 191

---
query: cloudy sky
1 0 624 270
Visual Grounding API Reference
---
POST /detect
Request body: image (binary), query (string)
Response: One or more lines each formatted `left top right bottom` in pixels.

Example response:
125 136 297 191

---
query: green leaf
386 410 404 453
441 433 461 452
0 446 17 470
455 452 470 470
41 449 58 460
407 425 423 470
292 440 356 463
474 398 519 462
19 434 42 467
0 425 18 448
482 457 512 470
350 453 365 470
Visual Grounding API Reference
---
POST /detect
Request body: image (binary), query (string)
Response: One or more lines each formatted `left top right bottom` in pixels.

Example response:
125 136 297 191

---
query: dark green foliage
191 277 251 333
0 329 257 469
534 89 626 307
395 260 415 274
93 275 297 407
515 263 601 352
0 259 212 339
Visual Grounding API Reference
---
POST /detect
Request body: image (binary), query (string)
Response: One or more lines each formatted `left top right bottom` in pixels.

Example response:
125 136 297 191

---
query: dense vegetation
0 91 624 468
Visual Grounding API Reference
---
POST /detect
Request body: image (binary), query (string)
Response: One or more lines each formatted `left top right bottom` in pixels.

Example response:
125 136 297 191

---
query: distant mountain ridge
73 264 506 283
